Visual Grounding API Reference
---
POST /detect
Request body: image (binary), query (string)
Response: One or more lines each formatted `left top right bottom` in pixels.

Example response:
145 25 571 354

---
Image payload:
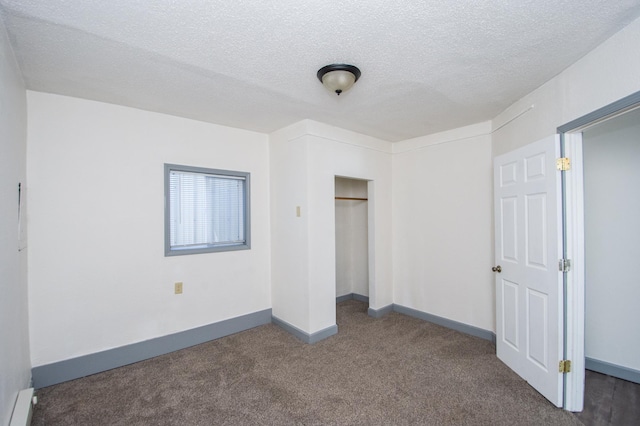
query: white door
494 135 564 407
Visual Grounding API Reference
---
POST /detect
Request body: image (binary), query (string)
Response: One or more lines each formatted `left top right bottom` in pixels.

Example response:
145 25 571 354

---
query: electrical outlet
174 282 183 294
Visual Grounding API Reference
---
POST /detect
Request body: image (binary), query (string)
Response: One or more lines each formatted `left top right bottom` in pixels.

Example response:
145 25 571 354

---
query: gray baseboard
393 304 496 344
31 302 497 389
335 298 495 344
32 308 272 389
336 293 369 304
368 304 393 318
336 293 352 303
353 293 369 303
271 316 338 344
586 357 640 384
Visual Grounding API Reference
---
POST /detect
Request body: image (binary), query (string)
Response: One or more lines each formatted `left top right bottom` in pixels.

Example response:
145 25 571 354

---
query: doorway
581 107 640 381
559 90 640 411
334 177 369 305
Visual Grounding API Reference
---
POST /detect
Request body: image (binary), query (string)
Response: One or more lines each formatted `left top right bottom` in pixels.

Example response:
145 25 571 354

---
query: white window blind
165 165 249 255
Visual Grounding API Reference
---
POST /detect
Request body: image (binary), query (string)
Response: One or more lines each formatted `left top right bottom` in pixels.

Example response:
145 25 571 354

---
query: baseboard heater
10 388 35 426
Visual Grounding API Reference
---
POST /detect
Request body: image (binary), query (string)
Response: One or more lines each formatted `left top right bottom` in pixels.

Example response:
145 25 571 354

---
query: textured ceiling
2 1 640 142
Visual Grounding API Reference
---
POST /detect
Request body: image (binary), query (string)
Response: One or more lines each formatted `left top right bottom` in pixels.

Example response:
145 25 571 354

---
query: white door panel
494 135 563 407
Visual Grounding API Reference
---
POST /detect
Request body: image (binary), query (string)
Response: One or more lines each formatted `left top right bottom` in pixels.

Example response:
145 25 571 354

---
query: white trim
563 132 585 412
558 91 640 412
9 388 34 426
392 121 491 154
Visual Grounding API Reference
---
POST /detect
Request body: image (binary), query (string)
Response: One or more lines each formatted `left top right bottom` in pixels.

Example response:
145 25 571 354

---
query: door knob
492 265 502 273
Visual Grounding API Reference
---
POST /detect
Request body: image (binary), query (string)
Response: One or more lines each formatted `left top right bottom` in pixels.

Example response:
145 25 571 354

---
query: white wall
270 120 392 334
487 14 640 366
393 122 495 331
18 8 640 390
492 16 640 155
583 109 640 372
0 18 30 426
27 92 271 367
269 122 311 331
335 177 368 298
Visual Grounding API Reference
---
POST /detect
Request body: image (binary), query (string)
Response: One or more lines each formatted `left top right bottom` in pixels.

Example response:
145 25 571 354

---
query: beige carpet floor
32 300 582 425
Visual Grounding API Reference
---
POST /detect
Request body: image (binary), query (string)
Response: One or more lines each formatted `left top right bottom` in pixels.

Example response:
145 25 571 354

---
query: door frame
558 90 640 411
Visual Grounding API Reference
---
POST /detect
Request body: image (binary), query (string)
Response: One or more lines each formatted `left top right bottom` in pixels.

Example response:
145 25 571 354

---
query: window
164 164 250 256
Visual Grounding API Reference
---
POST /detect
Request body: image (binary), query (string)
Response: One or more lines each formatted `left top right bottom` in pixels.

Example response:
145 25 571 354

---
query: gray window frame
164 163 251 256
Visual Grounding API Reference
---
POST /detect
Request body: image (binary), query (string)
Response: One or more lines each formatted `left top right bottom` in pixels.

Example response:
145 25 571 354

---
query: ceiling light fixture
317 64 361 96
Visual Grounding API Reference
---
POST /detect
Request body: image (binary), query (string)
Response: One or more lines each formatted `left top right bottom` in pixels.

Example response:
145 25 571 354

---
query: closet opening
334 176 370 308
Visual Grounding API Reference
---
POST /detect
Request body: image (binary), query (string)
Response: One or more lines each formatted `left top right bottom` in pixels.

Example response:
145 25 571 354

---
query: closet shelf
335 197 368 201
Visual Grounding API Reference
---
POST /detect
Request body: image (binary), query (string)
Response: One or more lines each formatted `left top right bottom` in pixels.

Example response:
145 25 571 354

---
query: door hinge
559 360 572 373
559 258 571 272
556 157 571 171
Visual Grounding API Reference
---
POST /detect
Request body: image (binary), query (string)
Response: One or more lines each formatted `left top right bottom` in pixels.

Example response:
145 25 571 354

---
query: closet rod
335 197 368 201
